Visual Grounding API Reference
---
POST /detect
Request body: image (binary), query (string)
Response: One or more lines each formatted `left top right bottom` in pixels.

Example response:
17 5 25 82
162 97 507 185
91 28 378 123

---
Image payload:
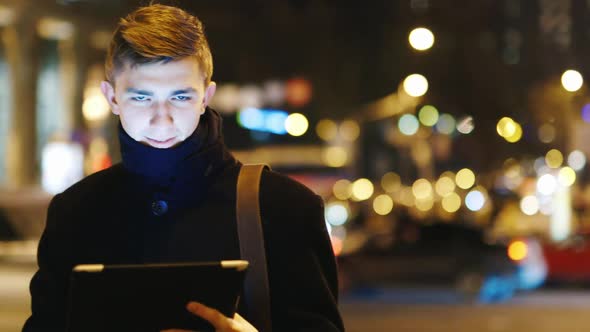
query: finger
186 302 231 329
233 313 248 324
232 313 258 331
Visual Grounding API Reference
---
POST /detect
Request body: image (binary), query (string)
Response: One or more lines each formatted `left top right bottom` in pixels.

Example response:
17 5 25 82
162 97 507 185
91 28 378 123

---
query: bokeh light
340 120 361 142
408 27 435 51
418 105 439 126
263 80 285 107
568 150 586 171
325 202 349 226
285 113 309 136
316 119 338 141
237 84 263 109
455 168 476 189
285 77 312 107
398 187 415 207
333 179 353 200
435 113 456 135
456 116 474 134
398 114 420 136
496 117 516 138
322 146 348 167
534 157 548 174
537 174 557 196
238 107 264 129
210 84 239 113
441 192 461 213
508 240 528 261
435 176 456 197
412 178 433 199
82 88 110 122
403 74 429 97
520 195 539 216
505 122 523 143
381 172 401 193
582 104 590 123
558 167 576 187
373 194 394 215
545 149 563 168
538 124 555 143
465 190 485 211
352 178 374 201
561 69 583 92
415 197 434 211
265 112 289 134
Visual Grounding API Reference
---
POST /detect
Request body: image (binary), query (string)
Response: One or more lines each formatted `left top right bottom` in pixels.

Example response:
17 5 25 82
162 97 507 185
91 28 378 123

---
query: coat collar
119 107 237 209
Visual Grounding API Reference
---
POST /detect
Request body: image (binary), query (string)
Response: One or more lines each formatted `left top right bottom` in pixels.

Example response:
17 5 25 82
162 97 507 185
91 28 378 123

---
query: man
23 3 344 332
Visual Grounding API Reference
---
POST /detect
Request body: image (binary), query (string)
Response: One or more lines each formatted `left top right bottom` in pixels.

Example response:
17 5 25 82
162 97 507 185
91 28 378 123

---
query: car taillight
508 240 528 262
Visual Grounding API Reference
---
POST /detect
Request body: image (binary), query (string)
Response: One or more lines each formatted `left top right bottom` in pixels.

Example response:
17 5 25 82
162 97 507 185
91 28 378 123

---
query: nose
150 101 174 126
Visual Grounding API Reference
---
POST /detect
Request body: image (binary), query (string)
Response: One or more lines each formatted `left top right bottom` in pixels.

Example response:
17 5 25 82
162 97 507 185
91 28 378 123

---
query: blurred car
337 222 546 303
542 233 590 284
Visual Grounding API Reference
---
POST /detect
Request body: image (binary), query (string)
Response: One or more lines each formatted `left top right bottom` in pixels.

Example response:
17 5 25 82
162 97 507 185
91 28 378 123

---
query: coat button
151 200 168 216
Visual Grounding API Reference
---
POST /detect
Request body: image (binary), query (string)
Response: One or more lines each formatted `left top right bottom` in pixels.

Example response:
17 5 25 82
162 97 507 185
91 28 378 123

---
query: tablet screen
65 260 248 332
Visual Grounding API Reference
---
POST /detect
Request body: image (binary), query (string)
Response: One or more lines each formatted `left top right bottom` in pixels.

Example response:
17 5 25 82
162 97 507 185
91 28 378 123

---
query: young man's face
101 57 216 149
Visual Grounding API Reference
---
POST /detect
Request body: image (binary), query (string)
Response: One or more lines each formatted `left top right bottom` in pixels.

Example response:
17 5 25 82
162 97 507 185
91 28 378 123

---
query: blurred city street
4 1 590 332
3 257 590 332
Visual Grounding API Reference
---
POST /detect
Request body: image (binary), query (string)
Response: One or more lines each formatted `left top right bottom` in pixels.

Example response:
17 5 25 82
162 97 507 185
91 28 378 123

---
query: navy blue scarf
119 108 235 209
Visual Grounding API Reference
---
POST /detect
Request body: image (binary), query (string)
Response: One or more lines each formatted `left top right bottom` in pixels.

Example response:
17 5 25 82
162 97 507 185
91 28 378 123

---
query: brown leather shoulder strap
236 164 272 332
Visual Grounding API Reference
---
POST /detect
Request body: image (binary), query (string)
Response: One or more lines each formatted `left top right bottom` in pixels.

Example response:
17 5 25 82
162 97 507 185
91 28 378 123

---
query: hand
187 302 258 332
161 302 258 332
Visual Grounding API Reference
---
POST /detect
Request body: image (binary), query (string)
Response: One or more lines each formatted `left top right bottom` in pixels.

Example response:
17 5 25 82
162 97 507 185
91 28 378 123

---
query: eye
131 95 150 102
172 95 192 101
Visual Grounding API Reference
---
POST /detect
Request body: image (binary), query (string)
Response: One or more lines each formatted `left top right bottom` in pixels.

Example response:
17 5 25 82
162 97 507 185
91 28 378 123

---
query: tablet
65 260 248 332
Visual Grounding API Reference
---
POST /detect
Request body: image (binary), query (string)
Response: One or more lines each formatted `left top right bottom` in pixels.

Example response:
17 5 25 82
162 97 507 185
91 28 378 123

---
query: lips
145 136 177 148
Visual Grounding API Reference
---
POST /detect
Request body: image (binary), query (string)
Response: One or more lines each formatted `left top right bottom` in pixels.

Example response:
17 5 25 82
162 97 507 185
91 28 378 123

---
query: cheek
119 106 152 132
175 110 201 136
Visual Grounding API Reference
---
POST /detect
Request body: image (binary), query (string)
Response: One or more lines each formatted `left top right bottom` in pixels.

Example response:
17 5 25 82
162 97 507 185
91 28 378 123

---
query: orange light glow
508 240 528 261
331 236 343 256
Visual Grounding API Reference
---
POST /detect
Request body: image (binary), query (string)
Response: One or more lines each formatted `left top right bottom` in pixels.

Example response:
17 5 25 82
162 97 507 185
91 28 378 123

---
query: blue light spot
265 110 288 135
238 107 265 131
581 104 590 123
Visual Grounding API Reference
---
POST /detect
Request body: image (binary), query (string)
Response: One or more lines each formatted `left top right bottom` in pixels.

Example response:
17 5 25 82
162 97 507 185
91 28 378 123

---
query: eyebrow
125 87 197 96
126 88 153 96
170 88 197 95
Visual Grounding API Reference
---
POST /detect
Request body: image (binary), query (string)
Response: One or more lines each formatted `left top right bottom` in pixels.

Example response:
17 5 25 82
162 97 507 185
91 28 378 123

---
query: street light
409 27 435 51
561 69 583 92
403 74 429 97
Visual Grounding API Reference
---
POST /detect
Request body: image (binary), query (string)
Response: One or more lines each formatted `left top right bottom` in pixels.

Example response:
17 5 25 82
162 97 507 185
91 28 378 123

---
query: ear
201 81 217 114
100 81 120 115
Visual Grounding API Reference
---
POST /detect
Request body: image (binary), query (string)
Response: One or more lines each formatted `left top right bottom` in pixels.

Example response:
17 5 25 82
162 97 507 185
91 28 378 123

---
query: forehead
115 57 205 90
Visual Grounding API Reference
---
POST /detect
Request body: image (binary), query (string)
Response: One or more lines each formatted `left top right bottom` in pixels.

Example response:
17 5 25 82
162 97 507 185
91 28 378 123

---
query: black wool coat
22 110 344 332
